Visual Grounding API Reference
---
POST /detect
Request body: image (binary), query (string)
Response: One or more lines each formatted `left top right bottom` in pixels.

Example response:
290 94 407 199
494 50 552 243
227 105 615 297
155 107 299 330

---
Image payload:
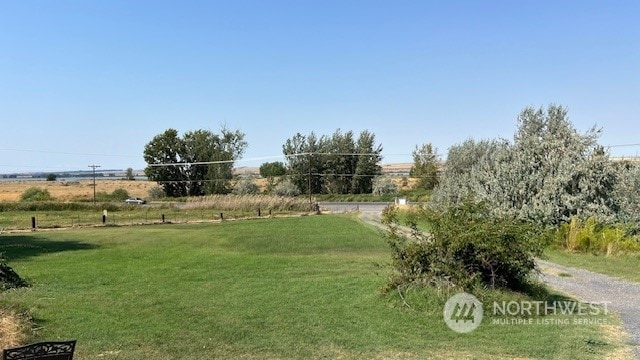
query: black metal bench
3 340 76 360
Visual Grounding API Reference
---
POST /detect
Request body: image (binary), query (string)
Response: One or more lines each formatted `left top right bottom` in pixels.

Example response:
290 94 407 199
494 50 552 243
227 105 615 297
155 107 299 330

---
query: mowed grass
0 216 623 359
545 249 640 283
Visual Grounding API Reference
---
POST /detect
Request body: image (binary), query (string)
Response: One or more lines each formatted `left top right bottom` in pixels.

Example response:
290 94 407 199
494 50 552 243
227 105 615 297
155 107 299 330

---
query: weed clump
383 201 544 293
20 187 52 202
0 308 30 350
551 216 640 255
0 258 28 291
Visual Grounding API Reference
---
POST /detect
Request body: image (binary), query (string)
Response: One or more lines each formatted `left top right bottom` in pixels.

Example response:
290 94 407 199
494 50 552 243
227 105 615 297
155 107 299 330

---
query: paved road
318 202 392 230
318 201 392 215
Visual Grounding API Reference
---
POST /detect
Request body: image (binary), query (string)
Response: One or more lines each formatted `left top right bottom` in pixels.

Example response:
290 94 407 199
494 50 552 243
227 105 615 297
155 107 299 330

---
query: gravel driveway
538 260 640 359
345 203 640 359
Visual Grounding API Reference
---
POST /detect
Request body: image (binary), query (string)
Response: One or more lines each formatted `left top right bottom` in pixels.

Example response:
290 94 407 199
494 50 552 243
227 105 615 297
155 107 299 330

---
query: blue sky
1 1 638 173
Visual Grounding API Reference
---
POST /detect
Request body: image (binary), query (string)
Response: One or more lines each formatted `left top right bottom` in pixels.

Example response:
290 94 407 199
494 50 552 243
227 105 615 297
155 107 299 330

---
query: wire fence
0 208 291 232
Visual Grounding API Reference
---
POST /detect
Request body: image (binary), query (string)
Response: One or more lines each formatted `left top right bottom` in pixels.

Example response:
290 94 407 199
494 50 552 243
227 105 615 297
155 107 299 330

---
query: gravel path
347 204 640 358
538 260 640 358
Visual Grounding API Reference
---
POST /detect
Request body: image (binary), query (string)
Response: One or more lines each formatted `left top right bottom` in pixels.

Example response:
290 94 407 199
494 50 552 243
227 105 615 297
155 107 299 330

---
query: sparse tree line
282 129 383 195
144 128 412 198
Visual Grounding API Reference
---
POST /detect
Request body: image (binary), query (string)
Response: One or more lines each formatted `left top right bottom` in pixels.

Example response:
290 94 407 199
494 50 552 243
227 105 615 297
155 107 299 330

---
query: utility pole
307 155 312 204
88 164 101 204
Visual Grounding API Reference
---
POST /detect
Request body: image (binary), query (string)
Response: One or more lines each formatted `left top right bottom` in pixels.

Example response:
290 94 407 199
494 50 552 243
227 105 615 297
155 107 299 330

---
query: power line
147 152 395 167
155 174 389 183
605 143 640 148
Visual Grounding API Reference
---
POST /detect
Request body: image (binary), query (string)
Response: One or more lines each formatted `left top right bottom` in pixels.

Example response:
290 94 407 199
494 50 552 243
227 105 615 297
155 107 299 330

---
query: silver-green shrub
232 178 260 195
272 179 301 197
613 162 640 225
372 176 398 196
433 105 621 226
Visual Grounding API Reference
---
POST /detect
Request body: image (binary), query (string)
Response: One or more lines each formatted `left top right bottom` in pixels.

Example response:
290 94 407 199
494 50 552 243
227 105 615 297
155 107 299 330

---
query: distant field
0 174 417 204
0 179 157 202
0 216 626 359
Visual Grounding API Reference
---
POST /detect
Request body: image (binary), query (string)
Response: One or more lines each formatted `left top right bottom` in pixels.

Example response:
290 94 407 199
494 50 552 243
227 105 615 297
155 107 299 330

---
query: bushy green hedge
20 187 52 202
383 201 544 292
95 188 130 202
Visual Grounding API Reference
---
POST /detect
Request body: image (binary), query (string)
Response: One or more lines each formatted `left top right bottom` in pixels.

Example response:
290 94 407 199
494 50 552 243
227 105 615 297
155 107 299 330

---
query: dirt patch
0 180 158 202
601 323 637 359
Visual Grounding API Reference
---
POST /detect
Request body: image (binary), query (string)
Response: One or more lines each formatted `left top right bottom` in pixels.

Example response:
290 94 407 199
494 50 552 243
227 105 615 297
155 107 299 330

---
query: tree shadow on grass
518 279 576 304
0 234 98 262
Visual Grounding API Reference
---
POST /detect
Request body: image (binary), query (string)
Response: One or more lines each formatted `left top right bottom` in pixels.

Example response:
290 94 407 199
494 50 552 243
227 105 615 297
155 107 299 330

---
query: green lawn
0 216 625 359
545 249 640 283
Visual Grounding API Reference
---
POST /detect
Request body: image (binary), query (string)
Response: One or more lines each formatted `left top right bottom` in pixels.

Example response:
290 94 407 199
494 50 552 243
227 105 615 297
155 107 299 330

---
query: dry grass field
0 179 157 202
0 163 416 202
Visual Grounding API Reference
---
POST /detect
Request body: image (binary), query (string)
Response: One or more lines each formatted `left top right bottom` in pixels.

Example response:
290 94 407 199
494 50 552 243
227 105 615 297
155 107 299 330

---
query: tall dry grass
184 195 311 212
556 216 640 255
0 309 28 350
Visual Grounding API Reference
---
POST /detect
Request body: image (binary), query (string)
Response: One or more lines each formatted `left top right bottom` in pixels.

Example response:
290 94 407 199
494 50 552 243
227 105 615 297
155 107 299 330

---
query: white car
125 197 146 204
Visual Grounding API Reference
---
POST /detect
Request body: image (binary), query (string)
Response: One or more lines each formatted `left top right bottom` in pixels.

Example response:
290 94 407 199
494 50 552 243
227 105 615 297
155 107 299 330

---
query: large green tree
259 161 287 191
282 132 325 195
282 129 382 195
144 128 247 197
409 143 440 190
259 162 287 178
351 130 382 194
143 129 187 197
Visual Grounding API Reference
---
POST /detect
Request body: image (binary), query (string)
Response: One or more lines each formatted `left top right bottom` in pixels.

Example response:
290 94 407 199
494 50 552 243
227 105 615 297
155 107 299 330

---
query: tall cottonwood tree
410 143 440 190
259 162 287 178
351 131 382 194
282 132 325 195
144 127 247 197
282 129 382 195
